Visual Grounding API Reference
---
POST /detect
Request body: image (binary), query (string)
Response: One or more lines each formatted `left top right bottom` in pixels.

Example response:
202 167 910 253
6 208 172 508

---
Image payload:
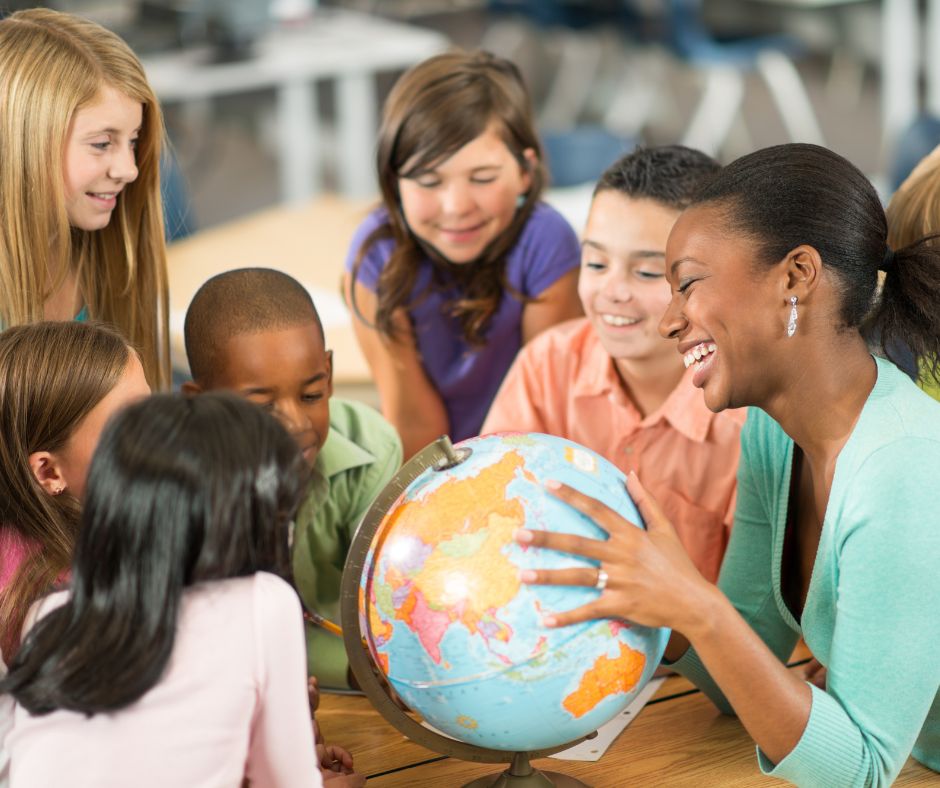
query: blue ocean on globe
358 432 670 752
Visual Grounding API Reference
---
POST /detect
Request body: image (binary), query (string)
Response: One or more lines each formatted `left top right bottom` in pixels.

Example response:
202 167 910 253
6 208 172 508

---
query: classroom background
23 0 938 400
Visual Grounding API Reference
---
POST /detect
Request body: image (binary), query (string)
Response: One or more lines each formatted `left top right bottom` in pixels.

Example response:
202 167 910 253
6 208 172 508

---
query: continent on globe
358 432 670 752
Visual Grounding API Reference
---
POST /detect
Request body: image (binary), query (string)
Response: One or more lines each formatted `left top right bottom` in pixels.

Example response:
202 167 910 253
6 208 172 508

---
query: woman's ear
782 244 822 304
27 451 68 497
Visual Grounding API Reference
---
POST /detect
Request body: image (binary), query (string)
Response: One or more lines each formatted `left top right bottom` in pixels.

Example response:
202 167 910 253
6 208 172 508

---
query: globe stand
341 436 596 788
462 752 590 788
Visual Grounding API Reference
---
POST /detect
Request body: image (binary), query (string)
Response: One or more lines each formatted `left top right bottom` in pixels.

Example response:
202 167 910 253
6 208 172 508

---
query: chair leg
538 31 605 130
680 66 745 157
756 49 825 146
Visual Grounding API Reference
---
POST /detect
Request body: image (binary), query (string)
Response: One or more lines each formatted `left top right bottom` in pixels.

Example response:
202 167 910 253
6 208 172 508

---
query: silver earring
516 193 526 208
786 296 798 337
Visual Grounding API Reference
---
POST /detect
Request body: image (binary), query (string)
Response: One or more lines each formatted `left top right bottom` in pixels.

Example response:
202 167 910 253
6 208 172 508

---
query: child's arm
521 269 581 344
346 276 448 460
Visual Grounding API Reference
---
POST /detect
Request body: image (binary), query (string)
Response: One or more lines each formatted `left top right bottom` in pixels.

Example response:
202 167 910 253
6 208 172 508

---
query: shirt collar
571 337 716 443
314 426 377 480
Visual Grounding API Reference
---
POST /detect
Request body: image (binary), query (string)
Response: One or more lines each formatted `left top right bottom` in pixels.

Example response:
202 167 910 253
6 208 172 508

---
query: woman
517 143 940 786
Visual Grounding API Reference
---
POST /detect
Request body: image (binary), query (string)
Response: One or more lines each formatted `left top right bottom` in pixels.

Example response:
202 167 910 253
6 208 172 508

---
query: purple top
346 203 580 441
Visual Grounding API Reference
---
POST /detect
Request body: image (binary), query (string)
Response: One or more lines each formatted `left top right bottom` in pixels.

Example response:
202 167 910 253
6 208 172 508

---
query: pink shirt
7 573 323 788
482 318 746 582
0 528 33 595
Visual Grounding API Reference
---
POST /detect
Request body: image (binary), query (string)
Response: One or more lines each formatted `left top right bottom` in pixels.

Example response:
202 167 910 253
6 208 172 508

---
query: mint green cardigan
673 357 940 786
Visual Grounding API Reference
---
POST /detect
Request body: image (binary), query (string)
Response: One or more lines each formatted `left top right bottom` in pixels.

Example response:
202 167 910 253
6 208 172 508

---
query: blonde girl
0 8 169 388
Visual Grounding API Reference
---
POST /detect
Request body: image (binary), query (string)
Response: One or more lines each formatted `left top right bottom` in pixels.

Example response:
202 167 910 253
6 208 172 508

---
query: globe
351 432 670 755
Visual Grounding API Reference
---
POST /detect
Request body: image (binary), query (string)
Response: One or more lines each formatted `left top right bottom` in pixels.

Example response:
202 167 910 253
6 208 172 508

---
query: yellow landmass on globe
385 451 532 652
562 642 647 718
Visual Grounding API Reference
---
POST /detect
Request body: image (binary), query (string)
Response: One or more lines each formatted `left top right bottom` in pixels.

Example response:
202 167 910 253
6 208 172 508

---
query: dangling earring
516 193 526 209
786 296 798 337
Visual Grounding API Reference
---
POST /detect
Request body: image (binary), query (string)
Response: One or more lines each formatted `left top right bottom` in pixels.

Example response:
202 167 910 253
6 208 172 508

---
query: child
344 50 583 459
0 9 170 388
183 268 402 690
484 146 744 582
2 393 326 786
885 142 940 400
0 322 150 662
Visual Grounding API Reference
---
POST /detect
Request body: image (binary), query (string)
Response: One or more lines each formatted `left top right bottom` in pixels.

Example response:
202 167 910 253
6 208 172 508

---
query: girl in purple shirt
344 51 582 459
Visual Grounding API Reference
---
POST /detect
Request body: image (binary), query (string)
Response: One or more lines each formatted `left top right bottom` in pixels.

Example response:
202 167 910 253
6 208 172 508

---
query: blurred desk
142 9 448 202
317 643 936 786
166 195 373 384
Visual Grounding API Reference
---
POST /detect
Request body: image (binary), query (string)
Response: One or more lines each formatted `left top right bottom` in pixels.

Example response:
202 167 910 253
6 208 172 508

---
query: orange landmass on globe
381 451 532 658
562 642 647 718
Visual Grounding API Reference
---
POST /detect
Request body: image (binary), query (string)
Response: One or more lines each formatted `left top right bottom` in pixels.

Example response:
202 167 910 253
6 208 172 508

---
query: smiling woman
0 9 170 389
517 143 940 786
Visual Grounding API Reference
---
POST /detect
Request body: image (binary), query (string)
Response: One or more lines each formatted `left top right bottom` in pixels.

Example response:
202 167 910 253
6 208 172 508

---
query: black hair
1 392 308 715
184 268 324 385
594 145 721 210
691 143 940 377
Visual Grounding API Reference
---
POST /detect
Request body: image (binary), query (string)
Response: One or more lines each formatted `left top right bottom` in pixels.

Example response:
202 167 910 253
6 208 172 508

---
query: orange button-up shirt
482 318 746 583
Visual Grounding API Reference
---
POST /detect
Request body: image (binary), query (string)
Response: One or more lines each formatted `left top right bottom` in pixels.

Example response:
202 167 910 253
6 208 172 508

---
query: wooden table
317 645 936 787
166 195 374 385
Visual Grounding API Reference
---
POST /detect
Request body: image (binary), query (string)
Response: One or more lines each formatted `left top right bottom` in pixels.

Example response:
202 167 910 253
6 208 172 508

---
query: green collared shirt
291 397 402 689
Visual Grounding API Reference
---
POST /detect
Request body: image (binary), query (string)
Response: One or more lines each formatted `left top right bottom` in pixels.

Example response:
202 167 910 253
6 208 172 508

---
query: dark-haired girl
344 50 583 459
3 393 324 787
517 143 940 785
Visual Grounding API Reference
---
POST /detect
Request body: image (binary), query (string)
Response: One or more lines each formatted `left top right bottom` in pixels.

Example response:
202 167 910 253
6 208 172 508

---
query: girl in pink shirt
3 393 326 787
0 322 150 662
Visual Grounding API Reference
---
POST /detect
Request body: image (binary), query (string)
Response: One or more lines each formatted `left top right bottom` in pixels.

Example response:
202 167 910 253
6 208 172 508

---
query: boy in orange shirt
483 146 744 582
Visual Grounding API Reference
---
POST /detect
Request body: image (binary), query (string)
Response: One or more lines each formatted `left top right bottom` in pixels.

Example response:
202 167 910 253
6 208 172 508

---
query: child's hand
316 742 360 777
307 676 320 713
801 657 827 689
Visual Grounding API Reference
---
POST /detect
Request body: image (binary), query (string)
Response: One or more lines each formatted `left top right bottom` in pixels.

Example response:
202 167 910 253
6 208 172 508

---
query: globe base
462 753 590 788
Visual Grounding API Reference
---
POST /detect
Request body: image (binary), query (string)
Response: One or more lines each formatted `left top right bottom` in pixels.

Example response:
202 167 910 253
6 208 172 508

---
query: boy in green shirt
183 267 402 689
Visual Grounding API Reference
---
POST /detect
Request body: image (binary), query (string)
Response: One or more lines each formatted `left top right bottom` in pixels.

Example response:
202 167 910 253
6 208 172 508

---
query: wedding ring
594 568 609 591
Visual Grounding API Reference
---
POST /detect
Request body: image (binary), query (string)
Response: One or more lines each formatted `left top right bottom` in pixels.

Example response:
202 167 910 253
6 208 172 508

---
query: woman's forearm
684 585 812 766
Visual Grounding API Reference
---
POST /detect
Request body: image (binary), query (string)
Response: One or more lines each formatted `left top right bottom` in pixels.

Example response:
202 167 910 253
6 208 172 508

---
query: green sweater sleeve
760 438 940 787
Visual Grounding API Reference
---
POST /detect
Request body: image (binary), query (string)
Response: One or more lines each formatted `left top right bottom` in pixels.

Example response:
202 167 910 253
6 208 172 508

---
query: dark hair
594 145 720 209
691 143 940 375
0 321 131 660
184 267 324 385
350 50 545 347
2 392 308 715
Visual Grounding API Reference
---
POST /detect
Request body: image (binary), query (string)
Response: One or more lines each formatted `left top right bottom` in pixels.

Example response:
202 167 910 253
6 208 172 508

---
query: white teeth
601 314 640 327
683 342 717 369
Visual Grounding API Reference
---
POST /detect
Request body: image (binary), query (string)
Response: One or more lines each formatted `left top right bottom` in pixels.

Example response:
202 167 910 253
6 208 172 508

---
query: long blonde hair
0 9 169 389
0 321 131 660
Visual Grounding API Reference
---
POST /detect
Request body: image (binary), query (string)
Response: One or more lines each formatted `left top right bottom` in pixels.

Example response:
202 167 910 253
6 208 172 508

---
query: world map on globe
358 432 670 752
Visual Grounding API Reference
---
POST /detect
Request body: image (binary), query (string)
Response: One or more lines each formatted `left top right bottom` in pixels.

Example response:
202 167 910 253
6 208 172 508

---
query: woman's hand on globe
515 472 712 633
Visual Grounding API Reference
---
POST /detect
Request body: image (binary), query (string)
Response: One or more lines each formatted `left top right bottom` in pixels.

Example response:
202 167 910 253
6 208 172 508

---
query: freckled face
397 123 533 264
661 205 783 412
209 324 332 467
578 191 680 366
63 85 142 231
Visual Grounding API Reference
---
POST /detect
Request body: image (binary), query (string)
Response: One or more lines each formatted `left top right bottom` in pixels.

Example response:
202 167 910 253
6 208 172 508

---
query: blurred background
12 0 939 395
11 0 939 233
